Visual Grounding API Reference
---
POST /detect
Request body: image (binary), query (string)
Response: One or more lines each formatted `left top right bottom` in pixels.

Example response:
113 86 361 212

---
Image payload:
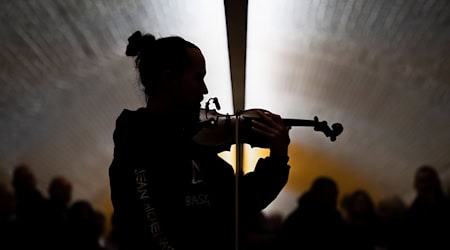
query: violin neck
282 118 315 127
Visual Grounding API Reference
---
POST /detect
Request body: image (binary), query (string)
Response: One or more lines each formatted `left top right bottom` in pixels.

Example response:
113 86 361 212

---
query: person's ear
158 69 170 82
158 69 173 83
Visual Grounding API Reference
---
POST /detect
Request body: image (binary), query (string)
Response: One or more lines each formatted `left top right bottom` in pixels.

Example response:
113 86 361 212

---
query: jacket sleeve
239 156 290 214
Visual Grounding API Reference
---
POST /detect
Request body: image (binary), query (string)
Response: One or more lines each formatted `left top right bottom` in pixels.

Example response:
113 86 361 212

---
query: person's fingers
255 110 285 130
251 119 277 137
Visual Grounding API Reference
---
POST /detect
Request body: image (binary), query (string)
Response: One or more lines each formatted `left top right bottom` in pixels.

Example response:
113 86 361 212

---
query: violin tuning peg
332 123 343 137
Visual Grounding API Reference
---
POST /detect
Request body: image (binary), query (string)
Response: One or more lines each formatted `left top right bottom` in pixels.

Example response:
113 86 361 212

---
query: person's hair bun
125 31 143 56
126 31 156 56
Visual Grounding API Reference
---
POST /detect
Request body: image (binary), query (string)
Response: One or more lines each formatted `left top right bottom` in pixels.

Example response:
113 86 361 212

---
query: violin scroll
312 116 343 142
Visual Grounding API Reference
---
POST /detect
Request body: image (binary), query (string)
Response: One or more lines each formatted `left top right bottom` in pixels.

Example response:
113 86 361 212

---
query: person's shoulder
117 107 146 117
116 107 147 124
112 108 149 139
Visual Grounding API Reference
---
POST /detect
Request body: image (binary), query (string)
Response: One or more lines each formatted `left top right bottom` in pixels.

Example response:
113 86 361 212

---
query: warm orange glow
285 143 382 204
243 145 269 173
94 186 114 236
218 145 237 171
232 143 383 216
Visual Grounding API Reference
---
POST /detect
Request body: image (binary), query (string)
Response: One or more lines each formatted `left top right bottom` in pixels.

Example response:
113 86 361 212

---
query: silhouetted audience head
308 176 339 209
68 200 106 249
9 164 47 249
376 196 407 222
346 189 375 220
413 165 444 201
341 189 380 250
12 164 37 194
70 200 95 222
402 165 450 249
280 176 346 250
48 175 72 205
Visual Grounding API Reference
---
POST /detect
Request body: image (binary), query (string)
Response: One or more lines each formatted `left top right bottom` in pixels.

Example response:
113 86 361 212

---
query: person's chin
192 102 201 113
183 105 201 121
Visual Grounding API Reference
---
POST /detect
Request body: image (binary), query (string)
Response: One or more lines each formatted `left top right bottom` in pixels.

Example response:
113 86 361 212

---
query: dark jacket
109 108 290 250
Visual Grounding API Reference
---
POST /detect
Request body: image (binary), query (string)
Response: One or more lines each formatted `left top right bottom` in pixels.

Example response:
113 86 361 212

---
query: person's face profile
172 47 208 121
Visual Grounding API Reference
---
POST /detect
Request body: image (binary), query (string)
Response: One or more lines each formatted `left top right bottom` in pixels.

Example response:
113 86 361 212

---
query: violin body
193 109 235 151
194 108 268 151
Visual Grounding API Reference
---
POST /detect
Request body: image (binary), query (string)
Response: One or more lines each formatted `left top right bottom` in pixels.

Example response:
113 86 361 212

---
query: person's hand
250 110 291 157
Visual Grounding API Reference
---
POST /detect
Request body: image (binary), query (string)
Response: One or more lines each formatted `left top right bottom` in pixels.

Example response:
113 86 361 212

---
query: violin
193 98 343 152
